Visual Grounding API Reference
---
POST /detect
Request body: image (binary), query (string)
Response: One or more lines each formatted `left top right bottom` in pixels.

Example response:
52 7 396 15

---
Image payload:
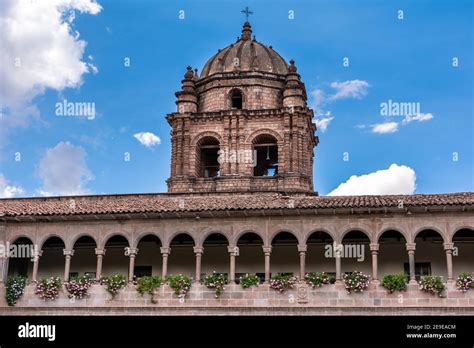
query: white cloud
402 112 434 125
371 122 399 134
0 174 24 198
134 132 161 148
309 80 370 132
37 141 94 196
329 80 370 101
310 88 327 111
0 0 101 130
328 164 416 196
314 112 334 132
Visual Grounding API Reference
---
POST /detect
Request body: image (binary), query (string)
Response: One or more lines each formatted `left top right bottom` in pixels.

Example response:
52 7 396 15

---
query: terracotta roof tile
0 192 472 217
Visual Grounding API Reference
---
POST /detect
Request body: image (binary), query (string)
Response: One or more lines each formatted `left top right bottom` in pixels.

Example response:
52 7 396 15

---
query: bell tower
166 22 318 194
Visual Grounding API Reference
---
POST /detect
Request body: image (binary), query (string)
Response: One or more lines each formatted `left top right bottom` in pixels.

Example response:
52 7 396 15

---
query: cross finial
241 6 253 21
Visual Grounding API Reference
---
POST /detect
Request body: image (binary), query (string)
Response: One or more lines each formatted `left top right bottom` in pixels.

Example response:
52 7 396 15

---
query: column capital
193 246 204 254
369 243 379 252
443 242 454 251
160 247 171 255
262 246 272 254
406 243 416 251
63 249 75 257
127 247 138 256
297 244 307 253
34 250 43 258
95 248 106 256
227 245 239 255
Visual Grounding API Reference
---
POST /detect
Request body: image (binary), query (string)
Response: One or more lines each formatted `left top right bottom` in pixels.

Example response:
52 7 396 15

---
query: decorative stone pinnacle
241 21 252 41
184 66 194 79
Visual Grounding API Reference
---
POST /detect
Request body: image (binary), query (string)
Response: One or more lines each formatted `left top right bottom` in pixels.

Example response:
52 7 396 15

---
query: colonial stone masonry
0 22 472 316
166 22 317 194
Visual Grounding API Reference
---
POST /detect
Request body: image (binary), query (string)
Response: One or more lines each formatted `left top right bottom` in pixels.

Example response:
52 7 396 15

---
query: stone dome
200 22 289 78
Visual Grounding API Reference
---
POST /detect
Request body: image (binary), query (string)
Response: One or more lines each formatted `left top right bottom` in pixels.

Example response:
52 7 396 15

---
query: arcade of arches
3 220 473 286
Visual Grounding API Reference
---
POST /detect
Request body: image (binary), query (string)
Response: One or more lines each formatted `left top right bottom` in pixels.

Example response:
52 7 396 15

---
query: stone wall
1 282 473 315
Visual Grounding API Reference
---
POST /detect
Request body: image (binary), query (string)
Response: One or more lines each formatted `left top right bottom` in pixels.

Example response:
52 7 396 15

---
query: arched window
198 136 220 178
253 134 278 176
230 89 243 109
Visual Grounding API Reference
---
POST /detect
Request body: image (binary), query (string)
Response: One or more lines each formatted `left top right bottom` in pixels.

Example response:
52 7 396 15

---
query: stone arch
413 228 447 279
70 235 98 280
166 231 196 248
304 228 336 244
191 131 223 147
38 236 66 278
269 229 301 246
235 232 265 281
451 227 474 276
377 229 408 277
198 230 230 247
99 232 131 249
305 230 335 274
340 227 373 244
68 233 98 251
8 234 35 245
246 128 283 145
450 225 474 242
232 228 266 246
340 229 372 276
131 231 162 249
228 87 245 109
413 226 447 243
201 232 230 276
271 230 300 276
376 227 408 244
38 234 67 250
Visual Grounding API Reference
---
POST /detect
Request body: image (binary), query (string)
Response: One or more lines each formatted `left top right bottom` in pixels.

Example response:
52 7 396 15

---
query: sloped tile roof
0 192 472 217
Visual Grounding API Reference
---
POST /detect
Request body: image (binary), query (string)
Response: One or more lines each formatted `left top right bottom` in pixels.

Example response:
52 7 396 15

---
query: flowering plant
100 274 127 299
419 276 445 297
456 272 473 292
166 274 192 299
6 275 27 306
343 271 370 293
269 273 297 292
35 277 62 301
204 272 227 298
64 275 94 300
381 273 407 293
239 273 260 289
304 272 335 288
136 275 163 303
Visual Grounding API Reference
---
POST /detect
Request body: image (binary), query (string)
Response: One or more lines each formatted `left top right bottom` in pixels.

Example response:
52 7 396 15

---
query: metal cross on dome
241 6 253 21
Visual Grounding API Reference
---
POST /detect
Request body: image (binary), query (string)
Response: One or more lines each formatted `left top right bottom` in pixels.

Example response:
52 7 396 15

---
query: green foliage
100 274 127 299
269 273 297 292
35 276 62 301
419 276 445 297
204 272 227 298
166 274 192 299
6 276 27 306
64 275 94 300
381 273 407 293
239 273 260 289
343 271 370 293
456 272 473 292
136 275 163 303
304 272 335 288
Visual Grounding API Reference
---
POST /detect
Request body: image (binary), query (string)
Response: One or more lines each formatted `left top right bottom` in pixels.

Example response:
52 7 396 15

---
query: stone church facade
0 22 473 315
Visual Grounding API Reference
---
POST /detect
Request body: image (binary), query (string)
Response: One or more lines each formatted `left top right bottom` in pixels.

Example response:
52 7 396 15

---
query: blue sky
0 0 472 197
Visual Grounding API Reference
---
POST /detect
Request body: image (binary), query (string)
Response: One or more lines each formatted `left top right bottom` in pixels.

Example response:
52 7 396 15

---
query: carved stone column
63 249 75 281
193 246 203 282
95 248 105 280
161 247 171 278
262 246 272 283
